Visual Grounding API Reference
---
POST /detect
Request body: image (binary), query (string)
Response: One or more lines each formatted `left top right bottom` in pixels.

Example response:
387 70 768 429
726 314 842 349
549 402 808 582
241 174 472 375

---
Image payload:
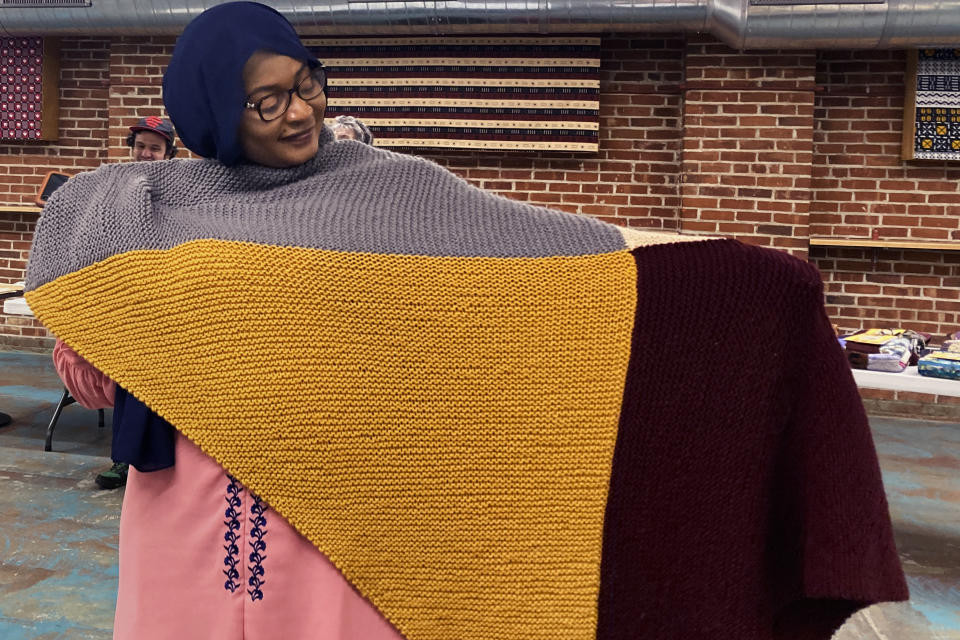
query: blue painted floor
0 351 120 639
0 350 958 639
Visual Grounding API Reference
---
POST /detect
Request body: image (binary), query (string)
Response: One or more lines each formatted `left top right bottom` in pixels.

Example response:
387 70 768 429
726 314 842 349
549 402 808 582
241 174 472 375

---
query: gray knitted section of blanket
25 128 625 291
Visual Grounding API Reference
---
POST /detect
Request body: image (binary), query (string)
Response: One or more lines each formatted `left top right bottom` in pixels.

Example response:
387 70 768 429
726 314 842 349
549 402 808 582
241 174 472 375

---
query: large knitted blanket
25 130 907 640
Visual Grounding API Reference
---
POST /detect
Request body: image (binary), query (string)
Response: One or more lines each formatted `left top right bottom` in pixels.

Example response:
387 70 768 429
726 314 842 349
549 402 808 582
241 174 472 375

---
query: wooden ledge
0 205 42 214
810 237 960 251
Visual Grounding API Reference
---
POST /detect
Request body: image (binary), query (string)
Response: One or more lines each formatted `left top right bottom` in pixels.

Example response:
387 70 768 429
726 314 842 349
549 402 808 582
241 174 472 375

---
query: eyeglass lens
256 67 326 121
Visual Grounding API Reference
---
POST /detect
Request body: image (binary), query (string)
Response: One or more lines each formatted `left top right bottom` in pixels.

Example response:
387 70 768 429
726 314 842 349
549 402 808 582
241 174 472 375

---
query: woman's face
238 52 327 168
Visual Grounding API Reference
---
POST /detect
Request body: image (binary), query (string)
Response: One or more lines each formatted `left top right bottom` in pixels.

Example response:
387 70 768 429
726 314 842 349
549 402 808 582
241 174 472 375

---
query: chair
45 386 105 452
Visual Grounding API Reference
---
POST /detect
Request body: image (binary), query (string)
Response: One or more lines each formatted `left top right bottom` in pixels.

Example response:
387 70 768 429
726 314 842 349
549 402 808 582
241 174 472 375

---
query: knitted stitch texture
26 128 908 640
599 239 909 640
26 127 624 291
25 129 646 639
30 242 637 640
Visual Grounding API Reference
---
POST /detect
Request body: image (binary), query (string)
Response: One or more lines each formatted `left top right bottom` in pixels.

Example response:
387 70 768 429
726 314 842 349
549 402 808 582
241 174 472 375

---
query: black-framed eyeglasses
244 65 327 122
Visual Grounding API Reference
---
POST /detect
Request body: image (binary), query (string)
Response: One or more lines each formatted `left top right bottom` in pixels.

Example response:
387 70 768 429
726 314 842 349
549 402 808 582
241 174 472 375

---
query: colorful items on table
842 328 929 372
919 351 960 380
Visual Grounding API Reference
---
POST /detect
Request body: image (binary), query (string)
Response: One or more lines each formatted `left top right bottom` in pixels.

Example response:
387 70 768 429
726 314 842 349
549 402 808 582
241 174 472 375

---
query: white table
3 295 31 316
0 283 27 427
851 366 960 398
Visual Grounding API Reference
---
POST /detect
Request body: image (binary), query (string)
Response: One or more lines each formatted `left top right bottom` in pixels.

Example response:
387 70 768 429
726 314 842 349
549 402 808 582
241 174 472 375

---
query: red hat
129 116 176 145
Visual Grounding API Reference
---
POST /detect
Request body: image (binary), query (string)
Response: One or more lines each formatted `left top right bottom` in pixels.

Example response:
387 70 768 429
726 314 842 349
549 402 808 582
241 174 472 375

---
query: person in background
55 115 178 491
126 115 178 161
27 3 908 638
332 114 375 144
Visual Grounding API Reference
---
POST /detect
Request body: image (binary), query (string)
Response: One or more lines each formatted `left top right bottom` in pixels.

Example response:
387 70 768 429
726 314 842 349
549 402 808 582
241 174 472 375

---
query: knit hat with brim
129 116 176 146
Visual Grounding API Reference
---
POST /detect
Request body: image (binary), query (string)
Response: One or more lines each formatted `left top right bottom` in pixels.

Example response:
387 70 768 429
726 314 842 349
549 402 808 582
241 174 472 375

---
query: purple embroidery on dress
223 474 242 593
247 493 268 601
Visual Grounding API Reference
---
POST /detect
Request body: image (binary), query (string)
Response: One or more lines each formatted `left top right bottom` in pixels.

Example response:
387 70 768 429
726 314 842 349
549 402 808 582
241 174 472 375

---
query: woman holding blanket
26 2 908 639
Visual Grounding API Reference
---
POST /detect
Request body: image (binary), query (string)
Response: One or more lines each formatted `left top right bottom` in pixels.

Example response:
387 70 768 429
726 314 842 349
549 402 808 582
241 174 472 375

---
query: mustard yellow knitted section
27 239 637 640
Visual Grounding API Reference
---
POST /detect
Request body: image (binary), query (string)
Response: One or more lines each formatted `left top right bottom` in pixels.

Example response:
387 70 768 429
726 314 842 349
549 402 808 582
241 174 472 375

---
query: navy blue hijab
116 3 320 472
163 1 319 166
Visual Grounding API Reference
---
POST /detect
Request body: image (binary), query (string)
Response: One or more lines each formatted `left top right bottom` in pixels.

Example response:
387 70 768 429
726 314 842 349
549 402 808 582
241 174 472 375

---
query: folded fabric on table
940 339 960 353
919 351 960 380
865 337 914 373
844 328 929 368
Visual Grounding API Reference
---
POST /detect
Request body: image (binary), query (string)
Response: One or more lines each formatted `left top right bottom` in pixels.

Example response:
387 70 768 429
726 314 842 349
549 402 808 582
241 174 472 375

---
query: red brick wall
810 50 960 242
680 37 816 256
4 35 960 367
809 50 960 337
859 387 960 421
107 37 177 162
812 246 960 335
0 35 688 351
0 210 45 349
418 36 684 229
0 38 110 202
0 37 111 351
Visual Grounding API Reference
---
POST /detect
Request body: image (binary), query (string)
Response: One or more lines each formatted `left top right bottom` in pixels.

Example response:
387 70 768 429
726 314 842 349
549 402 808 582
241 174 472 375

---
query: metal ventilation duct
0 0 957 50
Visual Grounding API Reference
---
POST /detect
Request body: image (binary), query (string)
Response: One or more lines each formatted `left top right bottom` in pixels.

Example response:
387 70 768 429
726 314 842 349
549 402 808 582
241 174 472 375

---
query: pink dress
54 342 405 640
114 432 405 640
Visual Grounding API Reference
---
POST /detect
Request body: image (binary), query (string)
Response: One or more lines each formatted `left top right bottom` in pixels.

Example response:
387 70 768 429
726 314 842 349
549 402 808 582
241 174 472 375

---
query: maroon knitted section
597 239 908 640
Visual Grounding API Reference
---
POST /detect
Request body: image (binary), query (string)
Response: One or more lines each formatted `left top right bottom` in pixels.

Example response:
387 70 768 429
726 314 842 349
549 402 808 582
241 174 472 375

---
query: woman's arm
52 338 116 409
